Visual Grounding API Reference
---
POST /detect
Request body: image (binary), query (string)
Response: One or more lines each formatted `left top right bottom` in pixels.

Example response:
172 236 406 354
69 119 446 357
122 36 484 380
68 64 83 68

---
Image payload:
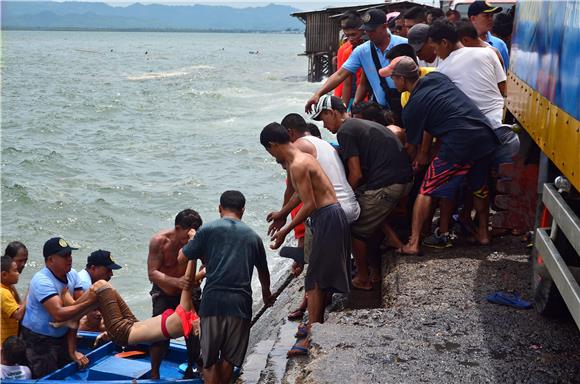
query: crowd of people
262 1 517 357
1 1 518 382
0 195 273 384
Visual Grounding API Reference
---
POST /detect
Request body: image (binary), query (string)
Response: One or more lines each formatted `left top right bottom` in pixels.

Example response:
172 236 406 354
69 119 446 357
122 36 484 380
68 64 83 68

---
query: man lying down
51 260 204 346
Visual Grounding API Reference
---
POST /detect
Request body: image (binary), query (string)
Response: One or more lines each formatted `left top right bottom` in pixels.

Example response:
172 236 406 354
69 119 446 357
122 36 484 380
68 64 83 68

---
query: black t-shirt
182 218 268 320
403 72 499 163
337 118 413 190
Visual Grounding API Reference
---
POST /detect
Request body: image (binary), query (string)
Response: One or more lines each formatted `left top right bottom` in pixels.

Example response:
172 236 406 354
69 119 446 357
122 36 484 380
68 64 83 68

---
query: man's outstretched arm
305 68 352 113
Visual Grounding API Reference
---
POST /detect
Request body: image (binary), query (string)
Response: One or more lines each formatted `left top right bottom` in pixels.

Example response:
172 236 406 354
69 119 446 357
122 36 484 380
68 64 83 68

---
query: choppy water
1 31 320 319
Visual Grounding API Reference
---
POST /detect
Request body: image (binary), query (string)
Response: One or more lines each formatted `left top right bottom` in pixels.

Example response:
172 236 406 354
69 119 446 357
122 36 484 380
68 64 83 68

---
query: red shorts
291 204 305 240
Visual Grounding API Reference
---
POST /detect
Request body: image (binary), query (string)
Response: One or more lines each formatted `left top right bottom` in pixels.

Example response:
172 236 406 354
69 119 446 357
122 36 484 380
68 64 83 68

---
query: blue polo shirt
341 34 408 107
21 267 83 337
486 32 509 70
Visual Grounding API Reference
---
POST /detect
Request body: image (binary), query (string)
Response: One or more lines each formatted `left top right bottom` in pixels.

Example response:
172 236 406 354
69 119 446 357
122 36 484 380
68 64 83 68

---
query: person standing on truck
468 1 510 70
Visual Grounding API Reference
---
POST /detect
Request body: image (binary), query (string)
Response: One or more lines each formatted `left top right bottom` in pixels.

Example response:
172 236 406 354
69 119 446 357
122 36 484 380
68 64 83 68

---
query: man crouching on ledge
260 123 351 357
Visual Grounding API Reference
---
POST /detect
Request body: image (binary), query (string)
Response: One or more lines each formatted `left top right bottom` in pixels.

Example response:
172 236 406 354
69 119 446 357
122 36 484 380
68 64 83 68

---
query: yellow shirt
401 67 436 108
1 283 20 344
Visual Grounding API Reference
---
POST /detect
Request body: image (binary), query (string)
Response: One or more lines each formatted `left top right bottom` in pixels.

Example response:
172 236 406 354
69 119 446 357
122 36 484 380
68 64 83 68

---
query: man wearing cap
384 57 499 255
305 9 407 120
311 94 413 290
401 6 426 38
407 23 440 67
77 250 121 291
334 11 366 107
468 0 509 69
20 237 93 378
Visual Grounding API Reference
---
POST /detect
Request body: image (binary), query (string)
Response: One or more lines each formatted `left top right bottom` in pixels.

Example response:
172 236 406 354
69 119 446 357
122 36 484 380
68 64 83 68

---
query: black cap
360 9 387 31
87 250 122 270
43 237 78 258
468 1 503 17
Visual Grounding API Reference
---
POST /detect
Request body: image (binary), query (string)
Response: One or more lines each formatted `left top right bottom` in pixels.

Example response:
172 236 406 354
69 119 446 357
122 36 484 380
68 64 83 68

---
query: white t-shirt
0 364 32 380
299 135 360 223
437 47 506 128
418 56 441 68
77 268 92 291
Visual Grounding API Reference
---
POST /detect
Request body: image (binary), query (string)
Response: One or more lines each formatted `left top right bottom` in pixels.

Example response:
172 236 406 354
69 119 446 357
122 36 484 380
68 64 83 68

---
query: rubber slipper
295 323 308 339
287 345 309 357
287 309 305 321
486 292 532 309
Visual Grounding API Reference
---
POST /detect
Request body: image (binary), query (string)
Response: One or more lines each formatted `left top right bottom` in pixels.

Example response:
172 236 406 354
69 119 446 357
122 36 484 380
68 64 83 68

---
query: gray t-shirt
182 217 268 320
337 118 413 190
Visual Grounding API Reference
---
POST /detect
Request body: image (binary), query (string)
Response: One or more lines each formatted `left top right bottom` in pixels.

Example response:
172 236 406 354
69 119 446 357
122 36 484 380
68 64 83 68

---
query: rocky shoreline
242 236 580 383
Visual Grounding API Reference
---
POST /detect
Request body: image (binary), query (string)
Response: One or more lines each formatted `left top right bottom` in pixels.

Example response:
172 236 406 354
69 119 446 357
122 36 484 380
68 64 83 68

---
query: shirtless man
260 123 351 357
147 209 202 379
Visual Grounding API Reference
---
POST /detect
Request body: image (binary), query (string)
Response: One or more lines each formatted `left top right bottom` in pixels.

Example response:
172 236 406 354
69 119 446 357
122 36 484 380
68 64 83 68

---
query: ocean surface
1 31 321 319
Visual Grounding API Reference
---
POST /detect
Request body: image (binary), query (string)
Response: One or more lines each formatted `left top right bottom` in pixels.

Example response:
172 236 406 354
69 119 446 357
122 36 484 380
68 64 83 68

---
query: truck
506 0 580 328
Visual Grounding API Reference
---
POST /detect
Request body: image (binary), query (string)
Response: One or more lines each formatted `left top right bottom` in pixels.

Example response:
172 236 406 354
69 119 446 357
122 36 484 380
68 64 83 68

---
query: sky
17 1 436 11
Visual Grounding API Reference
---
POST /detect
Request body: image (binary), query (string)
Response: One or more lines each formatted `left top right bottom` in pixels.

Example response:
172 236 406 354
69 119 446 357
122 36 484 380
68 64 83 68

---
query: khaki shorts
351 182 413 241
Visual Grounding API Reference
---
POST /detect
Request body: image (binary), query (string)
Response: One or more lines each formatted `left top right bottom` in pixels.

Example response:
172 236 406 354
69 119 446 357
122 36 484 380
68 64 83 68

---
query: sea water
1 31 320 319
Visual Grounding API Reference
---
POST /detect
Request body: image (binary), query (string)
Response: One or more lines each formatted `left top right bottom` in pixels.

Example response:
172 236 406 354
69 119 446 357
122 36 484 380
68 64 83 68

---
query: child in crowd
1 256 25 344
0 336 32 380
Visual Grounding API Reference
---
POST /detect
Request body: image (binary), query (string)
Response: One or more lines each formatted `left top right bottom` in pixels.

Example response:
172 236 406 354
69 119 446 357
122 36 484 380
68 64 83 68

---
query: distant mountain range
1 1 305 32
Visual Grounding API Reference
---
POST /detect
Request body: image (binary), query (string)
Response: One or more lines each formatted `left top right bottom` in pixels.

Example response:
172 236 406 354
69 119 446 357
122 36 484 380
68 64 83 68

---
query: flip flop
295 323 308 339
351 279 373 291
114 350 147 358
287 309 305 321
287 344 309 357
486 292 532 309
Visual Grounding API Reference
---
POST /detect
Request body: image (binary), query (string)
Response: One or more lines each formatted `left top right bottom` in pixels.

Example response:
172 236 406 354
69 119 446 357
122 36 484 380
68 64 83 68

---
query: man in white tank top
274 113 360 224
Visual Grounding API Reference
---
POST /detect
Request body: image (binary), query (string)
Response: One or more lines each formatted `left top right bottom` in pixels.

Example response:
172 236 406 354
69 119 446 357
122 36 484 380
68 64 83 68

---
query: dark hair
426 8 445 22
260 122 291 148
351 101 388 126
383 110 397 126
281 113 308 134
446 9 461 18
340 10 362 29
306 123 321 138
4 241 27 258
1 255 15 273
329 96 348 113
2 336 27 366
386 43 418 64
175 209 202 230
456 18 478 39
492 12 514 40
404 6 426 22
428 20 459 44
220 190 246 212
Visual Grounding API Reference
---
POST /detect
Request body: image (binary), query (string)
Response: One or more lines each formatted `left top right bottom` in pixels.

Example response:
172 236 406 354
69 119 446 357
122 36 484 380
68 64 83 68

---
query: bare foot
351 276 372 291
396 244 423 256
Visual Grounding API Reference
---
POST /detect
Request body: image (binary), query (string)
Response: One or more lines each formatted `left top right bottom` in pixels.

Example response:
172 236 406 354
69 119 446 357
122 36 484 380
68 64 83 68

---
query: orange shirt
334 41 363 99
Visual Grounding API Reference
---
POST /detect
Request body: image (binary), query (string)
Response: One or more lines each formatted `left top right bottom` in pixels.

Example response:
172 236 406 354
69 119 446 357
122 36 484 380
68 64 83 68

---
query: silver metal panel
535 228 580 329
542 183 580 257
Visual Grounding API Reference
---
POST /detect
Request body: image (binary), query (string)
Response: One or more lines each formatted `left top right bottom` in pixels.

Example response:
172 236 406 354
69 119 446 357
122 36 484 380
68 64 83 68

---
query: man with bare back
260 123 351 357
147 209 202 379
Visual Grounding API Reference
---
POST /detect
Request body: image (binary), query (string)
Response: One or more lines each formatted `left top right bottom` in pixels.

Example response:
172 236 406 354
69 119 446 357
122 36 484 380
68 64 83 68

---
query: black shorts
21 326 70 379
200 316 250 368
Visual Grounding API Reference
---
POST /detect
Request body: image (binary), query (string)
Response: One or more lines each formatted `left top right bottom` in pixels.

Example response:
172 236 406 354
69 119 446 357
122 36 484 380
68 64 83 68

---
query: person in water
52 260 204 348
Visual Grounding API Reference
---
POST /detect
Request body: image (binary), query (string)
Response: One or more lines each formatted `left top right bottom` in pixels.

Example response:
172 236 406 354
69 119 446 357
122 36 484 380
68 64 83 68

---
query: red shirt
334 41 363 98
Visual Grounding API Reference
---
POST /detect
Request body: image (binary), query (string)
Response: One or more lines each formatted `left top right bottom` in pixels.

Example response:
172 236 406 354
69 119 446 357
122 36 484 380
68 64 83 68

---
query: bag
370 43 403 124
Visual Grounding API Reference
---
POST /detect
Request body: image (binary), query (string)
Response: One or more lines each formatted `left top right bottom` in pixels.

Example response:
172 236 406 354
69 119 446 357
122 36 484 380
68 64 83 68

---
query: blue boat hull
3 331 203 383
